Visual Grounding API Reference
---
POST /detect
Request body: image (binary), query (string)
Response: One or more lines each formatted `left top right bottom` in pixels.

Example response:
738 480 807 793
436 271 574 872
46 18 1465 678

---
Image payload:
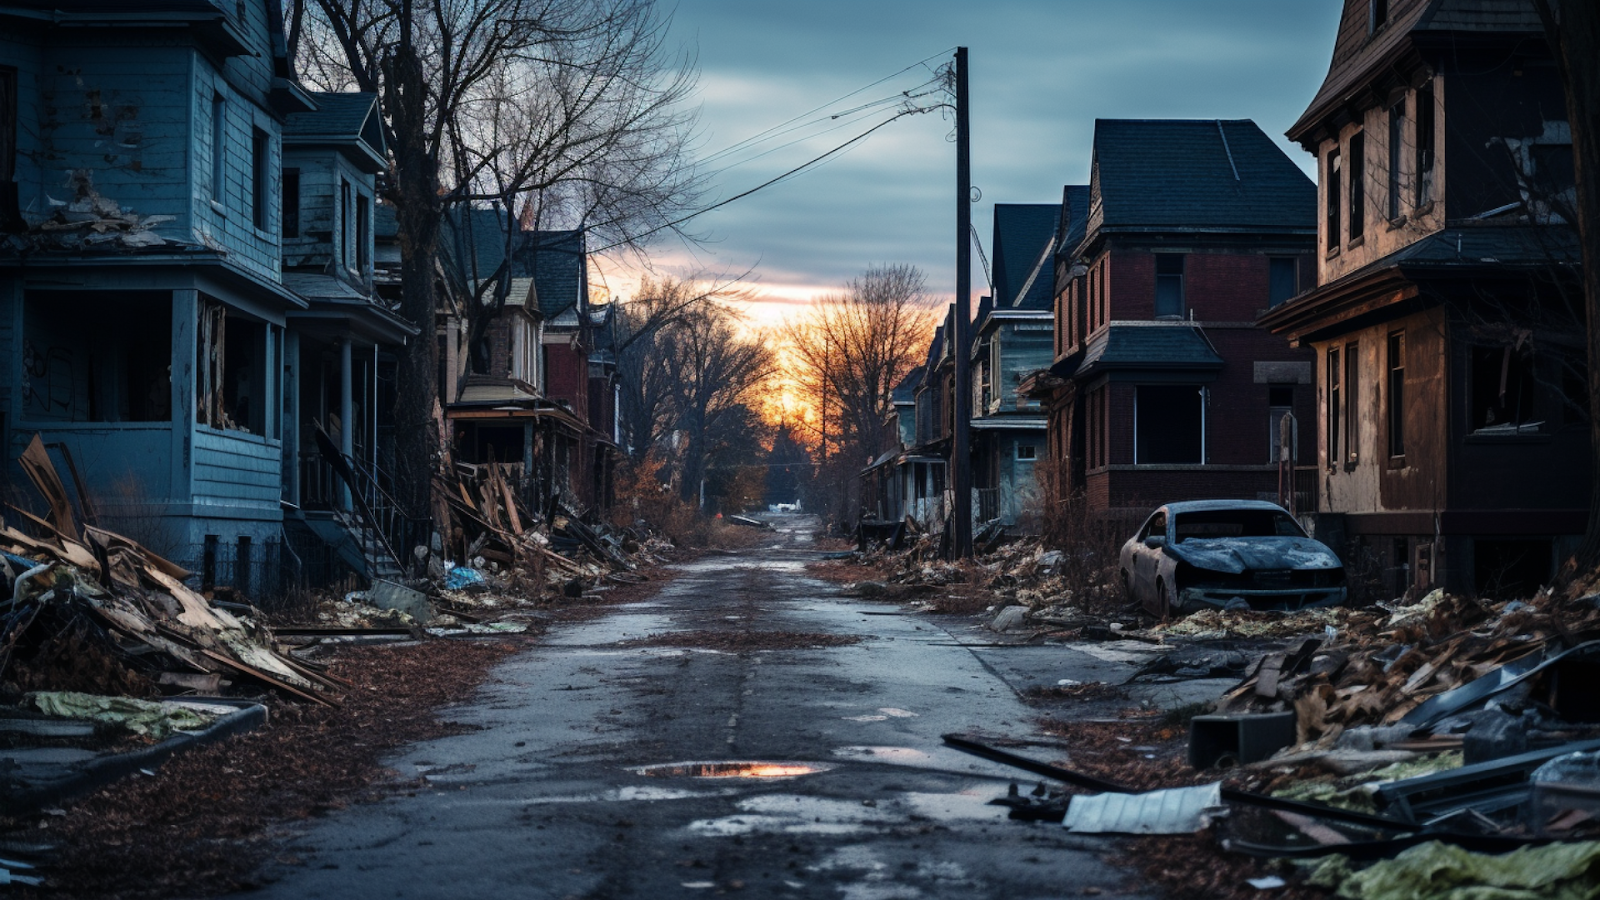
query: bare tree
658 303 773 505
286 0 702 517
783 264 936 517
1533 0 1600 571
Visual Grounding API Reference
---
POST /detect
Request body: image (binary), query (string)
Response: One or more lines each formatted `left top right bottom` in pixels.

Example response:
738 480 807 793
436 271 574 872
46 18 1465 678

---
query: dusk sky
600 0 1345 318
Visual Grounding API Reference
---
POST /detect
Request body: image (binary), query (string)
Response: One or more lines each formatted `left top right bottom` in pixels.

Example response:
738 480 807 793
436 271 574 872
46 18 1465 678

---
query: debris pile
0 436 343 708
5 170 173 252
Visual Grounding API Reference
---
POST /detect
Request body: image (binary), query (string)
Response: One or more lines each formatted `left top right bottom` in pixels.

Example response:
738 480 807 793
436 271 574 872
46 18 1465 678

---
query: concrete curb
1 699 268 816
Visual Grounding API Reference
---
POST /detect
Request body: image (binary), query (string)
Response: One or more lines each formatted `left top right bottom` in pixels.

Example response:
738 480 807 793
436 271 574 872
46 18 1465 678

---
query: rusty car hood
1165 537 1341 574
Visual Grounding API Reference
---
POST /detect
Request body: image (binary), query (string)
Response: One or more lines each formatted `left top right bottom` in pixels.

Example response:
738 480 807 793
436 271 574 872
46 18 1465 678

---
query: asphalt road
246 516 1175 899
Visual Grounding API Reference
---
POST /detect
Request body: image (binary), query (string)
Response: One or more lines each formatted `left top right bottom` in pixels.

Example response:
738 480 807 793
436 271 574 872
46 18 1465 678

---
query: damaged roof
1087 119 1315 239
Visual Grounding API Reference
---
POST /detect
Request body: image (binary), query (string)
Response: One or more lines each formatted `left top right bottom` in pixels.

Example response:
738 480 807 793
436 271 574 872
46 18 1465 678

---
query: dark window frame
0 65 18 230
1348 130 1366 243
1388 99 1405 220
1388 331 1405 458
1327 148 1342 253
1154 253 1185 318
211 93 227 205
250 126 269 230
1269 257 1298 307
1345 341 1360 464
1327 346 1341 469
1369 0 1389 34
281 168 300 238
1416 81 1436 208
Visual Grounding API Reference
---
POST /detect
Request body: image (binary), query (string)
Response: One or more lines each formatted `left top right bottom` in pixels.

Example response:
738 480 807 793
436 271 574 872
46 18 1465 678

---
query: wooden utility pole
951 46 974 559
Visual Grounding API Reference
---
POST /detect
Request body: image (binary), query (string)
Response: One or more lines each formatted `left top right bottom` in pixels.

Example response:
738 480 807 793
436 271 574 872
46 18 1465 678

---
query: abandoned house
1258 0 1586 599
968 200 1074 527
439 214 616 515
1024 118 1319 525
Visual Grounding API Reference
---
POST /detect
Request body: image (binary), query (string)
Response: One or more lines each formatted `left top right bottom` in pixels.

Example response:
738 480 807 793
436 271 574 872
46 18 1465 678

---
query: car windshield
1173 509 1304 542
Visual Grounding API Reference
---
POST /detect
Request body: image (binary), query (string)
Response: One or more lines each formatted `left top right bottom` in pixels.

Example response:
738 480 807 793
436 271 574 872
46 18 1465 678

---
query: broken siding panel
191 427 281 514
31 43 193 234
999 326 1053 413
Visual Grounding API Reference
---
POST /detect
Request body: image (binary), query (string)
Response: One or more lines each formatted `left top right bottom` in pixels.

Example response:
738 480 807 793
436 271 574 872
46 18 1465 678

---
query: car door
1132 510 1167 601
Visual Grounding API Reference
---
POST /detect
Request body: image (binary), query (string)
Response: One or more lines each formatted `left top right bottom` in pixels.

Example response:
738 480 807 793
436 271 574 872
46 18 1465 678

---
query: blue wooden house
0 1 411 587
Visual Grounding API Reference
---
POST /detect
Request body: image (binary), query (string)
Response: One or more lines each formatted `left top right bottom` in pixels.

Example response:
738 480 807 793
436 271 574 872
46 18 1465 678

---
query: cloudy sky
598 0 1345 318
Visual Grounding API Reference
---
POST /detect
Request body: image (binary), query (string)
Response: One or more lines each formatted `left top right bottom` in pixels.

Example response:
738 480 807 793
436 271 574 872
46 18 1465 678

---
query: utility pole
950 46 974 559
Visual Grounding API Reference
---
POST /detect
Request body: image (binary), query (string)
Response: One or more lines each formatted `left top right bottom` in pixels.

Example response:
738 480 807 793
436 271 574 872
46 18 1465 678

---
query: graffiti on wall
21 339 74 416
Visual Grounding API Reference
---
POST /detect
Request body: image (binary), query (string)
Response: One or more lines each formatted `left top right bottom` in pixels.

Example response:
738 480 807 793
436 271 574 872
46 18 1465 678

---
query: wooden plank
19 434 75 536
199 648 338 707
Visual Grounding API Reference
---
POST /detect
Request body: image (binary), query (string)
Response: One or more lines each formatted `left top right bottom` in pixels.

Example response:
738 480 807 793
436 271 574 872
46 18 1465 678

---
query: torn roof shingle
1088 119 1315 237
992 203 1061 310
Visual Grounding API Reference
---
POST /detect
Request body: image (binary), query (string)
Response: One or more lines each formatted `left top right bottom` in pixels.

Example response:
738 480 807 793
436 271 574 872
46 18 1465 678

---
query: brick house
1025 119 1319 524
1258 0 1585 599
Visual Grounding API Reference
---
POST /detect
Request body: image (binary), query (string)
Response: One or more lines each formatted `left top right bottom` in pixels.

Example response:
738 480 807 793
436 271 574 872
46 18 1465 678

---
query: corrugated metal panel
1063 783 1224 835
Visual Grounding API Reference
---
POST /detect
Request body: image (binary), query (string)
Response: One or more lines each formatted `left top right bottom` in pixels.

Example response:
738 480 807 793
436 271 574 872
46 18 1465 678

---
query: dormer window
1368 0 1389 35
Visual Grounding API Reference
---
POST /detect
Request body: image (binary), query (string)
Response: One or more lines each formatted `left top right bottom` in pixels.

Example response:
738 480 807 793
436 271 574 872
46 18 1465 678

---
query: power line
589 107 934 254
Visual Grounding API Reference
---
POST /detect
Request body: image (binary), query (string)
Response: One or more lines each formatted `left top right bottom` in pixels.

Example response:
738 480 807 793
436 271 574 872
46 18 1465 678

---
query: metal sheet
1063 782 1223 835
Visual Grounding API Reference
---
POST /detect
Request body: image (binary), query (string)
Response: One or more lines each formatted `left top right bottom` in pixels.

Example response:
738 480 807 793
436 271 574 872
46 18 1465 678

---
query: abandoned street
244 517 1155 900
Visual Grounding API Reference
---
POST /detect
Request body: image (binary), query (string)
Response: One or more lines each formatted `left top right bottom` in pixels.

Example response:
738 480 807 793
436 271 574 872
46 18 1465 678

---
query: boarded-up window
1135 385 1203 465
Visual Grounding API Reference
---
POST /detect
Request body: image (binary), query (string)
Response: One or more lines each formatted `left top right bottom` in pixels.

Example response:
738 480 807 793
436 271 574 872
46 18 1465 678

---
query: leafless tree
783 264 935 505
659 303 773 505
1533 0 1600 571
285 0 702 517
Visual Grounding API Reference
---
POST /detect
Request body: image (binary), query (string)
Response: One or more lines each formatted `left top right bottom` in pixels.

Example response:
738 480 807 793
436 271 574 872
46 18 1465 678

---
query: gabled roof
1072 323 1224 380
892 369 923 404
1288 0 1546 146
1056 185 1090 260
284 92 387 172
991 203 1060 310
530 230 586 320
1086 119 1315 239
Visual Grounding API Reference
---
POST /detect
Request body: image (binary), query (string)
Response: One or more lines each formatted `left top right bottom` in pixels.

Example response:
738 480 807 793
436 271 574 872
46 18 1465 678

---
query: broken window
1139 511 1166 541
1388 99 1405 220
1327 346 1341 468
1471 343 1538 433
1135 385 1204 465
1388 331 1405 457
196 301 267 434
1269 258 1297 307
22 292 172 423
251 126 269 230
282 168 300 238
1348 130 1366 242
1154 254 1184 318
1416 81 1436 208
1326 149 1342 252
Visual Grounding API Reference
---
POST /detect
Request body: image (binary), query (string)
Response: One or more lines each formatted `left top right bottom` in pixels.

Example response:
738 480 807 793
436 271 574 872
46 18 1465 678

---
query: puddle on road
634 761 835 779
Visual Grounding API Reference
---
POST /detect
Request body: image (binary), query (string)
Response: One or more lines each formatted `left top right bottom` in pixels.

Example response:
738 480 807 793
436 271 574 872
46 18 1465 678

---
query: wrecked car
1119 500 1345 617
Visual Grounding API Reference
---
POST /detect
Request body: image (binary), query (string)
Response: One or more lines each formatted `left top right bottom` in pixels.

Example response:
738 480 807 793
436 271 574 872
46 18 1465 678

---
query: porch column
171 290 198 506
339 337 353 510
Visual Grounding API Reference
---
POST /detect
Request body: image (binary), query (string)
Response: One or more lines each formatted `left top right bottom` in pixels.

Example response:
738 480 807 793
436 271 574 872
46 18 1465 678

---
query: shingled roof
991 203 1060 310
1288 0 1546 146
438 209 586 319
1073 323 1225 380
1086 119 1315 239
283 92 386 170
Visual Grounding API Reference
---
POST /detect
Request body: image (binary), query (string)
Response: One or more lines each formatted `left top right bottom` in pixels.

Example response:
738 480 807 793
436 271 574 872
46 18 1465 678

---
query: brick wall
545 342 589 422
